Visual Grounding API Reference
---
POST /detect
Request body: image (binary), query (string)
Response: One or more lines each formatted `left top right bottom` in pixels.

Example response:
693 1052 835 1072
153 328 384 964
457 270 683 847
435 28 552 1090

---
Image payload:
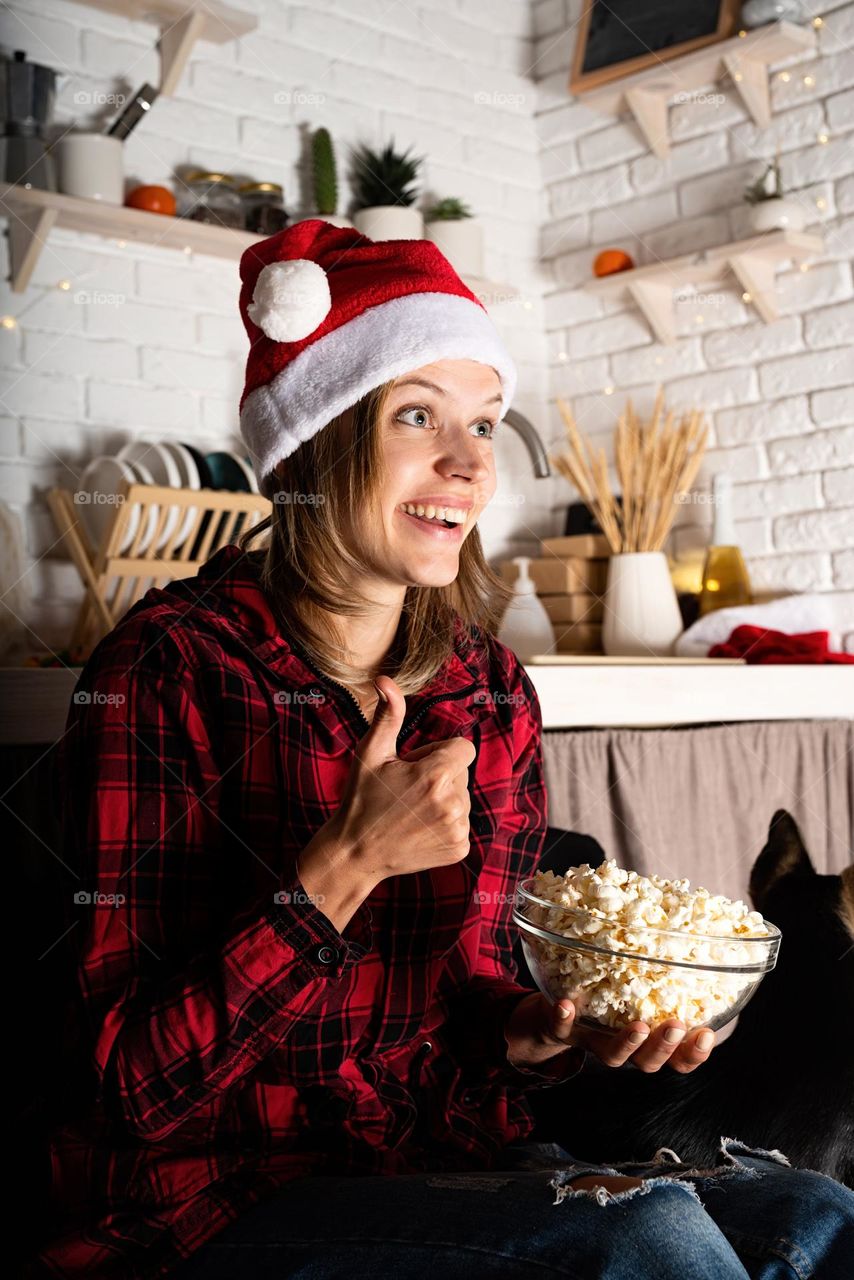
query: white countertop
524 658 854 728
2 661 852 744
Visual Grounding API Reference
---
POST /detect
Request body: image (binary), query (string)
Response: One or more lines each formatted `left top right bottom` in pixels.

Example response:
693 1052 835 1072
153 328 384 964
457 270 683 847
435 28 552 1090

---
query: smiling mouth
396 507 465 540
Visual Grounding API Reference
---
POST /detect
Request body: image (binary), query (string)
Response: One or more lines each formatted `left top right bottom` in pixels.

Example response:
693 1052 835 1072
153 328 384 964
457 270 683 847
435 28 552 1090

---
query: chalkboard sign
570 0 740 95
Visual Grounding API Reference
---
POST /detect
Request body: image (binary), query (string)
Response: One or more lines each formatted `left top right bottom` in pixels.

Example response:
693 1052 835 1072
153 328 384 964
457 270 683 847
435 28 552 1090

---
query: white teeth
399 502 467 524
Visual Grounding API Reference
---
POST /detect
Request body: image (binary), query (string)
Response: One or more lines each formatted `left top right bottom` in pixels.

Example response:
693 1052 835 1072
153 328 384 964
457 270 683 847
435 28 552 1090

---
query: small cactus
312 127 338 216
424 196 474 221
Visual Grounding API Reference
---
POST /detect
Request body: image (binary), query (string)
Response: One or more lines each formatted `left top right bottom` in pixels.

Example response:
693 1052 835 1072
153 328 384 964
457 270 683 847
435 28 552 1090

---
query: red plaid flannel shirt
31 544 583 1279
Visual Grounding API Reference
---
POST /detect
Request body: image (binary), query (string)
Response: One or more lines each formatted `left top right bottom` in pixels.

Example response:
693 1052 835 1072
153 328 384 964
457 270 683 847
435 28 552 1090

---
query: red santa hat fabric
238 219 517 497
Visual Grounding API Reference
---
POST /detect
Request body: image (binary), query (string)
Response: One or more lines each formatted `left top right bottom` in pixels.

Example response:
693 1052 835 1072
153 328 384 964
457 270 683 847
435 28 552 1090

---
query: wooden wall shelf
77 1 257 95
582 229 823 344
0 184 518 303
577 21 816 159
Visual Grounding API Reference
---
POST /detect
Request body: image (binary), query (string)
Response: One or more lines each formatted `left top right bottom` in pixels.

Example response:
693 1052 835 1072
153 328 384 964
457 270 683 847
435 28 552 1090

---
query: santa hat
238 219 517 498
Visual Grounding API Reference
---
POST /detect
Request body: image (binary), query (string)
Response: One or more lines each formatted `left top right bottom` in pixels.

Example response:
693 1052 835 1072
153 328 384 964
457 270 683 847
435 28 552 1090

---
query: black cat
527 810 854 1187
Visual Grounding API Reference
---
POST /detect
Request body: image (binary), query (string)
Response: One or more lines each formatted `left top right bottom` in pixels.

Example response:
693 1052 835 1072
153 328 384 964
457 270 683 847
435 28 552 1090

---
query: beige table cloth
541 720 852 902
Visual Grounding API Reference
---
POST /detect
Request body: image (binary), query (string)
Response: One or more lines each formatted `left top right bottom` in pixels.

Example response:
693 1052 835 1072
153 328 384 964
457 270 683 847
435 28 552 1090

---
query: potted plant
744 157 806 233
350 139 424 240
424 196 483 278
310 127 352 228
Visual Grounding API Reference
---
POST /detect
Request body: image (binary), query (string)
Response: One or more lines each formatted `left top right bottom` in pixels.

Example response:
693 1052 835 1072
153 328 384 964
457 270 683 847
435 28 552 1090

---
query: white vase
602 552 684 657
352 205 423 240
748 198 806 233
425 218 484 277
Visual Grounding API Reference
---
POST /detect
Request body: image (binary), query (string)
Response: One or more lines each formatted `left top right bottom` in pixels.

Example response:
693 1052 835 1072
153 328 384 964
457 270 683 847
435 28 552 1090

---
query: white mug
57 133 124 204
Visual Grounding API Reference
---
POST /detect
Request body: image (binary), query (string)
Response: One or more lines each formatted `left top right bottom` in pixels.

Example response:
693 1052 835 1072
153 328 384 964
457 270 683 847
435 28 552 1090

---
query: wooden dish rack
48 480 270 655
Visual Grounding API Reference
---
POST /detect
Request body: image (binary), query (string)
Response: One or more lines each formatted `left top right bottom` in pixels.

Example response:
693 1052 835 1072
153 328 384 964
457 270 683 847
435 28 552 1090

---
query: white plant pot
352 205 423 241
748 197 806 233
425 218 484 277
602 552 684 657
309 214 354 228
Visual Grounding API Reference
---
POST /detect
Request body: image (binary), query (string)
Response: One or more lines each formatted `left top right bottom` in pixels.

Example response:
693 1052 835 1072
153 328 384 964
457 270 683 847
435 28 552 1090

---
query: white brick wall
535 0 854 630
1 0 552 648
2 0 852 651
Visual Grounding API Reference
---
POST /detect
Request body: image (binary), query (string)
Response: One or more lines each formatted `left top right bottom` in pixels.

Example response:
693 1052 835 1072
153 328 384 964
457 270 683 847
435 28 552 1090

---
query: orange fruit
125 185 177 216
593 248 635 277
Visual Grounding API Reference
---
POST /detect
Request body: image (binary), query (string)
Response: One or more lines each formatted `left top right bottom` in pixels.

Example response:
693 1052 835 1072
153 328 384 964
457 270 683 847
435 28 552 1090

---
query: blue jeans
173 1138 854 1278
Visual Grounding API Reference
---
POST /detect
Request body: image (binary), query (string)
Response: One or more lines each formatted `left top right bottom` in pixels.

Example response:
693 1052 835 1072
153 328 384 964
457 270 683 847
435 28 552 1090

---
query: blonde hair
238 378 514 696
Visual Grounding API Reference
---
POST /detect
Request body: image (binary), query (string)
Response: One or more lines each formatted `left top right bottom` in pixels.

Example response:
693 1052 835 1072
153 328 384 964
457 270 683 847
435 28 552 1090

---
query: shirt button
316 944 338 964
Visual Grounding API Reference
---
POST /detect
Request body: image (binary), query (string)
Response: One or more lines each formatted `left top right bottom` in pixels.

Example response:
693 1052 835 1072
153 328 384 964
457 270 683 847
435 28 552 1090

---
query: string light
778 71 791 83
812 16 823 28
742 291 752 302
522 299 533 310
603 385 615 395
557 350 568 361
817 132 829 144
738 29 747 38
733 71 743 82
0 276 81 330
1 315 17 329
816 196 827 210
799 261 811 271
803 75 815 86
654 355 663 365
58 279 71 290
695 314 704 324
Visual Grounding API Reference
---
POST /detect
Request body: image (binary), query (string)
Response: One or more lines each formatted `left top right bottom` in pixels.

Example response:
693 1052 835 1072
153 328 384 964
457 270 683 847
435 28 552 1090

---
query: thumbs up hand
335 677 477 884
297 677 477 930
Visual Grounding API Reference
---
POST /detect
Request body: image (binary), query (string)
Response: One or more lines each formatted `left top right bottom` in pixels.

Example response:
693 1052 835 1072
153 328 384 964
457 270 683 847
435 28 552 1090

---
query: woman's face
353 358 503 590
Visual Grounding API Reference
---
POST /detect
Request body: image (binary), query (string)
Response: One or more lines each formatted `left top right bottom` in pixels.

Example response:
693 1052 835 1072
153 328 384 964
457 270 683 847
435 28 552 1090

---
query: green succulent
424 196 474 221
744 159 783 205
312 127 338 216
350 139 423 210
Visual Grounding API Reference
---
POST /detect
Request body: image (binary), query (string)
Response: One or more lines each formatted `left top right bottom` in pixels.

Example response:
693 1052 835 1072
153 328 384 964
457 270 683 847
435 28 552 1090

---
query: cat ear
749 809 815 911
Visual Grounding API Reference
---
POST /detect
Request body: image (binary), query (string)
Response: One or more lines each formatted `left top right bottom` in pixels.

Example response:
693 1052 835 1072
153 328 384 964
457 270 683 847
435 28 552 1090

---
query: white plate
116 440 182 552
123 459 160 555
158 440 201 549
77 455 141 554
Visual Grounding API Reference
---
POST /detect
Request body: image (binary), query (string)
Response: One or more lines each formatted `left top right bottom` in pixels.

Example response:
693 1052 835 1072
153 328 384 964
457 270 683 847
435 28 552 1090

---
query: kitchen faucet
501 408 552 478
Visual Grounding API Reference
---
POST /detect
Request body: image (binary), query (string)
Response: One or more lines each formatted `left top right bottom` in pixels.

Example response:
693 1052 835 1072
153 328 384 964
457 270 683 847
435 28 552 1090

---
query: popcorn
522 860 772 1030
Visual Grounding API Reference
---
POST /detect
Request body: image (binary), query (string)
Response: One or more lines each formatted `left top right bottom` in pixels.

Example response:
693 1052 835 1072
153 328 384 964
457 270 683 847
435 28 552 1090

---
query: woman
30 223 853 1279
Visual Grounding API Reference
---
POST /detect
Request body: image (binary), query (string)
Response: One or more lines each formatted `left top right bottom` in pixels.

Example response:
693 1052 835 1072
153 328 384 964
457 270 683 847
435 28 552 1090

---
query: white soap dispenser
497 556 555 663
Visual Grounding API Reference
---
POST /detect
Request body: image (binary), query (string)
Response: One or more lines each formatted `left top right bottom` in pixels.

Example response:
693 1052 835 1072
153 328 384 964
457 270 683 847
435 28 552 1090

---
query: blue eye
395 406 495 439
396 406 431 428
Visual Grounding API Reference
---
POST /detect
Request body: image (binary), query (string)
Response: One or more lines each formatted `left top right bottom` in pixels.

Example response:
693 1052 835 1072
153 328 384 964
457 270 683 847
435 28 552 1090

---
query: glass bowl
513 876 781 1036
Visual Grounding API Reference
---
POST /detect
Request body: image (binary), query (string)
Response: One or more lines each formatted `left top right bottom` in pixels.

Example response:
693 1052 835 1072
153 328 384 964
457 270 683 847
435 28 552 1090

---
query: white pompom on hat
246 258 332 343
238 219 517 498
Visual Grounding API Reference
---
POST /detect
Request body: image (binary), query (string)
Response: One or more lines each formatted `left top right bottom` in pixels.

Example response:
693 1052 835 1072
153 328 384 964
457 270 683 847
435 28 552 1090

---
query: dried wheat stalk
550 389 709 554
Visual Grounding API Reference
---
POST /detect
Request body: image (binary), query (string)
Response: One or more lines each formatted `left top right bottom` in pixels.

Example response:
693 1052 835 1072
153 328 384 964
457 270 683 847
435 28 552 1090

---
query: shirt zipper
286 634 479 743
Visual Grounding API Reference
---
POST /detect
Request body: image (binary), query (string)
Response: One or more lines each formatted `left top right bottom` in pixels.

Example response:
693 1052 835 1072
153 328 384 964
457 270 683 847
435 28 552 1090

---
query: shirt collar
191 544 490 698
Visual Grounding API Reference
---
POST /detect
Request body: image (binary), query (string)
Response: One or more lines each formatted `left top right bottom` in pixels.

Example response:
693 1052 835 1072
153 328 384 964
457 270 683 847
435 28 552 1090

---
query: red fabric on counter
708 624 854 664
27 543 579 1280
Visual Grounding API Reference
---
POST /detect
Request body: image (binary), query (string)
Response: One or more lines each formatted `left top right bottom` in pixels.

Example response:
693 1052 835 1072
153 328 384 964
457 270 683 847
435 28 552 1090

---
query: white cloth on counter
675 593 851 657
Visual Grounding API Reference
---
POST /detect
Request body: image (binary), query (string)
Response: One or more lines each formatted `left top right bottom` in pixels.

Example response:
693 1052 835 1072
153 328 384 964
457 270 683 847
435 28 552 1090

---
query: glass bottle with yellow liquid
699 473 753 616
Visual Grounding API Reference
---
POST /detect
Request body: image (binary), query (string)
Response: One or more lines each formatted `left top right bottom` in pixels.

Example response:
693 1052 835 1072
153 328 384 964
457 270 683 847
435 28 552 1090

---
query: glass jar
238 181 289 235
178 170 244 229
